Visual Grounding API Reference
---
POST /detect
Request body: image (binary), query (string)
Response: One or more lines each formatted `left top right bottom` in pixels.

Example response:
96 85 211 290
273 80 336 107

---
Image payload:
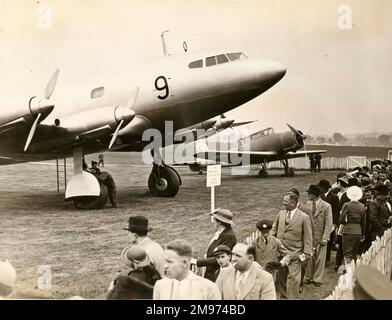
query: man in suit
272 193 313 299
317 180 340 265
302 185 333 287
368 184 392 241
193 208 237 281
215 243 276 300
153 239 221 300
253 219 290 277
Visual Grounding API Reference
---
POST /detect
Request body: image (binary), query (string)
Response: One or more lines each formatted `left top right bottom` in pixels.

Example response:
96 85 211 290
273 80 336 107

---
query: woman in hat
193 208 237 282
339 186 366 264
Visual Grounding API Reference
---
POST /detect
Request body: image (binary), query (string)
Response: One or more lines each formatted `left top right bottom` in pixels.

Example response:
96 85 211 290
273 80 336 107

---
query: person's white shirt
235 264 253 298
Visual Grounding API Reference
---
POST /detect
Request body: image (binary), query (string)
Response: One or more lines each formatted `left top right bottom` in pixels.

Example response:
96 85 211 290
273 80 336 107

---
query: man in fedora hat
303 185 332 287
193 208 237 282
123 216 165 277
368 184 392 241
317 179 340 265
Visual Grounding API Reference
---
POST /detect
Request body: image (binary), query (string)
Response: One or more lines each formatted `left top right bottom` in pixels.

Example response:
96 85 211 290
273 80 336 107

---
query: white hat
0 260 16 287
347 186 363 201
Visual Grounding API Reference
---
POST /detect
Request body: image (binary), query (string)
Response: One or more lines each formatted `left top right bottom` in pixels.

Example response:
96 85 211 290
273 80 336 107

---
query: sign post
207 165 221 212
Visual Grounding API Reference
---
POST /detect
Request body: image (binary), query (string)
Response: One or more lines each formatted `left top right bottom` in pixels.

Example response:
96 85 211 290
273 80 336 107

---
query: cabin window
217 54 229 64
91 86 105 99
206 56 217 67
226 52 248 61
188 59 203 68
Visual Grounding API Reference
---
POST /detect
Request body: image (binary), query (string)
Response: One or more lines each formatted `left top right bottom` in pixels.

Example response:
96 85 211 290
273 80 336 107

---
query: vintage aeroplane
0 50 286 209
183 124 326 177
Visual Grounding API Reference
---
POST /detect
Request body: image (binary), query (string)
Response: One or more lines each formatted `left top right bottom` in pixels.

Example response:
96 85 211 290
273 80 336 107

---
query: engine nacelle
54 106 135 135
279 131 304 153
214 118 235 130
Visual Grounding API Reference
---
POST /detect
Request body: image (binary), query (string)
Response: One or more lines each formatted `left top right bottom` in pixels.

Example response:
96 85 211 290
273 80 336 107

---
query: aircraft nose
255 60 286 90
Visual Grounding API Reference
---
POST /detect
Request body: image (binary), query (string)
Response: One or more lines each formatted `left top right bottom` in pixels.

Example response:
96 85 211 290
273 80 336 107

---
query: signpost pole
211 185 215 212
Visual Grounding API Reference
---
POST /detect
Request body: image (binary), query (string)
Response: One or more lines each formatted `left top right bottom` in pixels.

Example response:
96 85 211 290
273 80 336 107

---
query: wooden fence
325 228 392 300
268 156 382 171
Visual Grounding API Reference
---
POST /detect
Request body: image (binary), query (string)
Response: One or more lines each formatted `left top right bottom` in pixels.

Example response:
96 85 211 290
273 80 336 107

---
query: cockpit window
226 52 248 61
217 54 229 64
188 59 203 68
206 56 217 67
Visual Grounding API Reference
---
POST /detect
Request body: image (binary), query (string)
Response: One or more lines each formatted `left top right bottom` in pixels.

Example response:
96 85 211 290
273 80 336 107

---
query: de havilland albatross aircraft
0 50 286 209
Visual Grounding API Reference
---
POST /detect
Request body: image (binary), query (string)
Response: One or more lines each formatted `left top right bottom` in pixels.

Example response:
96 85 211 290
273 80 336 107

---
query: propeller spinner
24 69 60 151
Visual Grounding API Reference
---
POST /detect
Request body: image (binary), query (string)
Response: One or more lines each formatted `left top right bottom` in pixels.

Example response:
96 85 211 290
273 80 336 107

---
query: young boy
211 245 232 281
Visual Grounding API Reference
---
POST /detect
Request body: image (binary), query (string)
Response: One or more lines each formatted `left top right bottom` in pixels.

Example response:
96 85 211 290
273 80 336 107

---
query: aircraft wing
195 149 326 165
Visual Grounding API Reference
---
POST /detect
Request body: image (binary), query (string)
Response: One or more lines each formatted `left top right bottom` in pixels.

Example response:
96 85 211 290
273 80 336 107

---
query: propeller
108 87 139 150
287 123 308 157
24 69 60 151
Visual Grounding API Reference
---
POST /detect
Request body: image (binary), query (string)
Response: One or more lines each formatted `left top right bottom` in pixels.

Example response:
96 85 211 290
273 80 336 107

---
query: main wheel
286 168 295 177
148 166 180 197
73 179 108 209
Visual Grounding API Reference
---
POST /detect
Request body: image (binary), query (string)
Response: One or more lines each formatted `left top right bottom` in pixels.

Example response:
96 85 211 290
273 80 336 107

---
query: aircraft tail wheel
258 170 268 178
148 166 180 197
73 179 108 209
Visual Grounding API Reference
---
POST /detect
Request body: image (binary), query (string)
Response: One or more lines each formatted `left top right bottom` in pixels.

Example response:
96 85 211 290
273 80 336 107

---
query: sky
0 0 391 135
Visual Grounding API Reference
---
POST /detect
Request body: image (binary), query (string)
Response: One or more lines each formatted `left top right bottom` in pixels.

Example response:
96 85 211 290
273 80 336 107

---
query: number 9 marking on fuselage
154 76 169 100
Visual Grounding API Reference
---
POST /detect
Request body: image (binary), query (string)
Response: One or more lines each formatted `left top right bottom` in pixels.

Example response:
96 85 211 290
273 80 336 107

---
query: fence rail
268 156 382 171
325 228 392 300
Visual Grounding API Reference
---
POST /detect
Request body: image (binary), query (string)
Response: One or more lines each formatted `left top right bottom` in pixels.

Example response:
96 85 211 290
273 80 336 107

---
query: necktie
312 202 316 216
236 273 245 299
265 238 268 245
285 210 291 224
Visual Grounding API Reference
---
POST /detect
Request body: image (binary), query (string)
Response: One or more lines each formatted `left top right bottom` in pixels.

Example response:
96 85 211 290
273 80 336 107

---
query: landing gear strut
148 149 181 197
258 161 269 178
281 159 295 177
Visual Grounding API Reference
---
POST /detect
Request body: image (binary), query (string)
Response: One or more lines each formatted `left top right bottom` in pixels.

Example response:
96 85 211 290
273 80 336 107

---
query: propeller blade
108 119 124 150
231 120 256 128
126 87 140 109
24 113 41 152
44 69 60 99
287 123 306 138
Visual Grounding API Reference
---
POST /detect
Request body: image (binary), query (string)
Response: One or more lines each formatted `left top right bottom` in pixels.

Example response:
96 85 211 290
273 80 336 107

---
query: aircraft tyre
287 168 295 177
73 179 109 209
148 166 180 197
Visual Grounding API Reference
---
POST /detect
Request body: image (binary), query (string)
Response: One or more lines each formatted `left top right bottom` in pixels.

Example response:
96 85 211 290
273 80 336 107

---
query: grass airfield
0 152 339 299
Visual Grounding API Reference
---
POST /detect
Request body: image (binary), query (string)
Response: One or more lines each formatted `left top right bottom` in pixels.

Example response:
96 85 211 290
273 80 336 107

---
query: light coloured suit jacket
153 272 221 300
271 208 313 258
302 199 333 247
139 238 166 278
215 262 276 300
253 236 291 267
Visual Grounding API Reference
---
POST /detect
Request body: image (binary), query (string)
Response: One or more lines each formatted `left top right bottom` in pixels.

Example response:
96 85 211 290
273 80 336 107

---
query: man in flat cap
303 185 333 287
193 208 237 282
124 216 165 277
253 219 290 277
368 184 392 241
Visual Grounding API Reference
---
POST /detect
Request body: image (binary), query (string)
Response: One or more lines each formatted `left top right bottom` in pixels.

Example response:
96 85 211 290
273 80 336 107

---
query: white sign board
207 165 221 187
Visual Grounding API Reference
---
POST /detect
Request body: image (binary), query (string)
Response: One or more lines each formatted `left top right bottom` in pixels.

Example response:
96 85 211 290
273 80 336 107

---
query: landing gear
281 159 295 177
258 161 269 178
148 148 181 197
73 179 108 209
148 164 181 197
65 146 114 209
